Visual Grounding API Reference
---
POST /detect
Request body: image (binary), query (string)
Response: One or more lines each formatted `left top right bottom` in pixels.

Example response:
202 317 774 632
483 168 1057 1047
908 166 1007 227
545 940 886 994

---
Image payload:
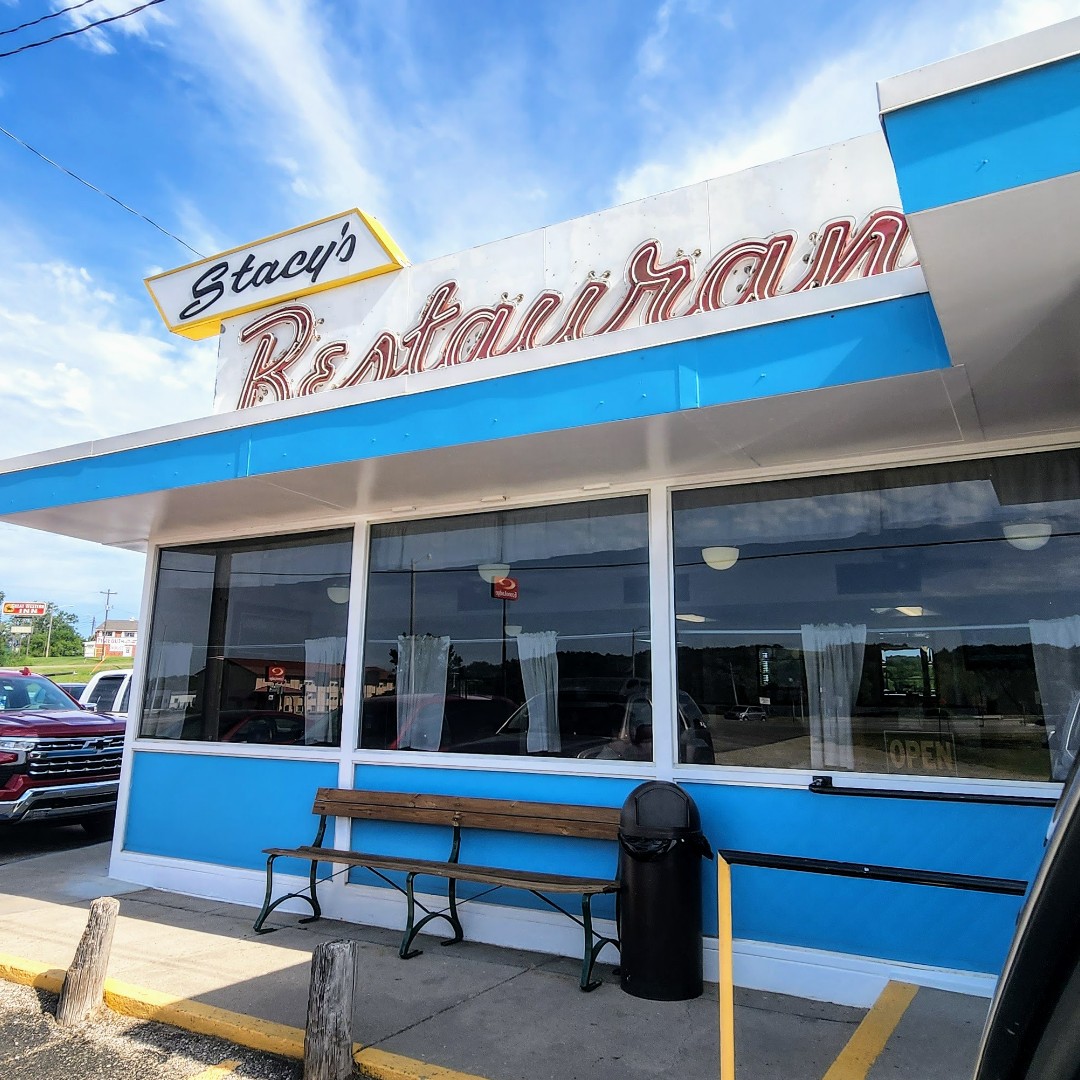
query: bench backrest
313 788 620 841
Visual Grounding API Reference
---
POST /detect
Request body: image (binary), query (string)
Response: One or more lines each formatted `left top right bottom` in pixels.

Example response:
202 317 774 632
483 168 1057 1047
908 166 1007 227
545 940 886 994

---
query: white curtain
801 623 866 771
147 642 194 712
304 636 344 745
516 631 560 753
396 634 450 750
1030 616 1080 781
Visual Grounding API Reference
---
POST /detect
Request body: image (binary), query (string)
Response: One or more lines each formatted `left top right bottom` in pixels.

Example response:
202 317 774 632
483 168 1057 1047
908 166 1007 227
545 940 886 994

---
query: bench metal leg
253 854 322 934
580 894 619 992
399 872 464 959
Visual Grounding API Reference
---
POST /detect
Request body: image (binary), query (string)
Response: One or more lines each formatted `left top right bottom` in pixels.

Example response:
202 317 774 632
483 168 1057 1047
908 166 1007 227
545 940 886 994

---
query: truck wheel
80 812 116 840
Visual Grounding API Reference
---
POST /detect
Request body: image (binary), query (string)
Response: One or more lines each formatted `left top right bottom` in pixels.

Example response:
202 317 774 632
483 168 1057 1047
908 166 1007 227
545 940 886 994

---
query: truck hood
0 710 127 738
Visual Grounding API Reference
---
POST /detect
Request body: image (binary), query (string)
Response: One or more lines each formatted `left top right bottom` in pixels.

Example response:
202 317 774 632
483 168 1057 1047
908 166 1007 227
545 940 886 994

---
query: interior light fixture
1002 522 1052 551
676 613 708 623
895 606 925 618
477 562 511 584
702 546 740 571
504 625 523 637
326 586 351 605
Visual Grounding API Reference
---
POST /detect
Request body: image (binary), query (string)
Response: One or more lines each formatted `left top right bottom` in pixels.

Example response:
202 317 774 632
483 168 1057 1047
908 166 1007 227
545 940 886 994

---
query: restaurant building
3 20 1080 1004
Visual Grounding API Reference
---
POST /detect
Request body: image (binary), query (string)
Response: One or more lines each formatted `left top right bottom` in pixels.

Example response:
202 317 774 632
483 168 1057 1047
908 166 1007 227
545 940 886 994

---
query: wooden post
304 939 358 1080
57 896 120 1027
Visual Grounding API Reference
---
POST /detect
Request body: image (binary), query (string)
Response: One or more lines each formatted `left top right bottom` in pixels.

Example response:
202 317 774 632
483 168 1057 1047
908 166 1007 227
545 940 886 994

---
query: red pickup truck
0 668 126 837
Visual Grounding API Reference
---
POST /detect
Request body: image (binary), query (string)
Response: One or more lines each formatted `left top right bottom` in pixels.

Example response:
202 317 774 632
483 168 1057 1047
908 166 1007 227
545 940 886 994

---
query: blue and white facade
4 20 1080 1006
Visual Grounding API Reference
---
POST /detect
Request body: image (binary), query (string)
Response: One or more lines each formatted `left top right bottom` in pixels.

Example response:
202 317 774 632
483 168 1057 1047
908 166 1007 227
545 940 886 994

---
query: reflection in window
139 529 352 746
358 498 686 760
673 450 1080 781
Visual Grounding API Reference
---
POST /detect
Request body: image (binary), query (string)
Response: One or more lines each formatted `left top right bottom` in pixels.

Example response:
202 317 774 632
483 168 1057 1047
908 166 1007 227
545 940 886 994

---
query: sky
0 0 1076 637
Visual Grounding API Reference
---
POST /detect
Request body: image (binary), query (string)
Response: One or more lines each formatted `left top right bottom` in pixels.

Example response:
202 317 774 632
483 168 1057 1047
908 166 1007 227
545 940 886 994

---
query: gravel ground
0 980 303 1079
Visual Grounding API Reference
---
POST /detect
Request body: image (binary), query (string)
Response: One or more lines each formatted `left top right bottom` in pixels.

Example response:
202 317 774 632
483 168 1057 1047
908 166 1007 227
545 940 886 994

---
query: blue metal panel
0 293 948 516
123 751 338 875
885 55 1080 214
683 780 1048 974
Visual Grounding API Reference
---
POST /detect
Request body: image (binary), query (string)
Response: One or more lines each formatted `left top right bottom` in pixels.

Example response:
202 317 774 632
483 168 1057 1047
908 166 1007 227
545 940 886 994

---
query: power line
0 0 169 61
0 0 101 39
0 122 203 256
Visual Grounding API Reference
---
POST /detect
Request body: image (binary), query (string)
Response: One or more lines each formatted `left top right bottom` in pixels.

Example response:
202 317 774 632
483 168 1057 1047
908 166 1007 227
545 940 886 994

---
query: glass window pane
673 450 1080 781
139 529 353 746
359 497 667 760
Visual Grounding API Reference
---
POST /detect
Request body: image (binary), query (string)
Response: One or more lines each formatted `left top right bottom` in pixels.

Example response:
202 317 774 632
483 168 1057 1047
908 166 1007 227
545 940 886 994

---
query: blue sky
0 0 1074 637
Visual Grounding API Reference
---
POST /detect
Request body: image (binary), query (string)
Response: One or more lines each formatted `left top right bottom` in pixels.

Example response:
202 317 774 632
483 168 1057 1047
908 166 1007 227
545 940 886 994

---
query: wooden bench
253 788 622 991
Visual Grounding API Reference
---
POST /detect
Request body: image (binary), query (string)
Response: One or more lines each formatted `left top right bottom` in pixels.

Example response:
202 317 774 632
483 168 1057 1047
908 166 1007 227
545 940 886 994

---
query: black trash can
618 780 712 1000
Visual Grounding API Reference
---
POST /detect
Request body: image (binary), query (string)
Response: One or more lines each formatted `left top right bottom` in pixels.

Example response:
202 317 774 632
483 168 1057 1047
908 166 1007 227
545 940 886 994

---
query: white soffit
906 171 1080 443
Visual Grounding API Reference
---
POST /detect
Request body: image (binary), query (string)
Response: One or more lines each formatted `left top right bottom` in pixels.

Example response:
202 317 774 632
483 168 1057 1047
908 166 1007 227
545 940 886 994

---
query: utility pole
99 590 116 660
44 605 55 659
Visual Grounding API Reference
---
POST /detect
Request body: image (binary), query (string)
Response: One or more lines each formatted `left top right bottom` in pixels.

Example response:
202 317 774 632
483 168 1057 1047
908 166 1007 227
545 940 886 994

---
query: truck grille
27 735 125 780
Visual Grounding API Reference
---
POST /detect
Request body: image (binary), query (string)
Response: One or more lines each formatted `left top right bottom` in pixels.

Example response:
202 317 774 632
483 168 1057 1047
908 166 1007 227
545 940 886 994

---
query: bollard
57 896 120 1027
304 939 358 1080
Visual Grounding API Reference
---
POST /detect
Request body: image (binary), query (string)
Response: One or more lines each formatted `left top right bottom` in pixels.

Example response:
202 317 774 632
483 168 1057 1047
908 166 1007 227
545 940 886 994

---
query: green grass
18 655 134 681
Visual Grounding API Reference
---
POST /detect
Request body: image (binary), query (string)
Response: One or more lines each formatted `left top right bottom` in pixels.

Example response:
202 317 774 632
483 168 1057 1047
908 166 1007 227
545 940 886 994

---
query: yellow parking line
823 981 918 1080
189 1063 240 1079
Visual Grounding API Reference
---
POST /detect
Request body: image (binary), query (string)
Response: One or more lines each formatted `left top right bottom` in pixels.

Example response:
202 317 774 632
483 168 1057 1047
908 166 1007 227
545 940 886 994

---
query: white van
79 670 132 717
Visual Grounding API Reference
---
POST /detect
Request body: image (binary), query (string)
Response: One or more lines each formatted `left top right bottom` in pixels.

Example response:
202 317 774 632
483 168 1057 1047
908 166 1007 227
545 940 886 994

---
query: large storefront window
139 529 352 746
359 497 669 759
673 450 1080 782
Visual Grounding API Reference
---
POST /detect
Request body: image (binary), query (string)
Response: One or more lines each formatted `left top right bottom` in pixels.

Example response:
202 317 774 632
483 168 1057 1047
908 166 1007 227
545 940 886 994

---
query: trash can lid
620 780 703 836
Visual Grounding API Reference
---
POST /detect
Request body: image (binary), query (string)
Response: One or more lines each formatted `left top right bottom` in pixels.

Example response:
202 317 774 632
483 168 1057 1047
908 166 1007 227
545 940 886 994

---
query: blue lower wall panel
683 781 1048 975
123 751 1049 975
345 763 1047 974
124 751 338 876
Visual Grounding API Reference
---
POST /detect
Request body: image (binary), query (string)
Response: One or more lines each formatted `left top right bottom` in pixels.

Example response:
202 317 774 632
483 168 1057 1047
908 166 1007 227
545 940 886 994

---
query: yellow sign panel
145 209 407 341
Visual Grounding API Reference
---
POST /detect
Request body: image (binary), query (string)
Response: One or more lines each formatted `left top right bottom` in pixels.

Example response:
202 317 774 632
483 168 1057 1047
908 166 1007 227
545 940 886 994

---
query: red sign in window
492 577 519 601
266 664 288 683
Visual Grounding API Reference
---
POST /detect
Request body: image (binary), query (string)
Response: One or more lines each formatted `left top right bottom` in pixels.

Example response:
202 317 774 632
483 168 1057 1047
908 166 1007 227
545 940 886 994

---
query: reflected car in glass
724 706 769 723
360 695 519 753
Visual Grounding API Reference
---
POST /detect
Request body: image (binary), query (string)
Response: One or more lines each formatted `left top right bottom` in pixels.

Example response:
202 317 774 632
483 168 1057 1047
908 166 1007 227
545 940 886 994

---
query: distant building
84 619 138 659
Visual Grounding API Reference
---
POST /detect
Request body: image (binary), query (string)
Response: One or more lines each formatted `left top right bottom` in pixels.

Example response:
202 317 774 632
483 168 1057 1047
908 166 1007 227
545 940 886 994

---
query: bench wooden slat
266 844 618 895
312 788 620 840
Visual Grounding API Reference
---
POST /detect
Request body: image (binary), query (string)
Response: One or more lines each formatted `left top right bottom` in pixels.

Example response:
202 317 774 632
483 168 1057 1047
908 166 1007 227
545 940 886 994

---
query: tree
25 605 84 657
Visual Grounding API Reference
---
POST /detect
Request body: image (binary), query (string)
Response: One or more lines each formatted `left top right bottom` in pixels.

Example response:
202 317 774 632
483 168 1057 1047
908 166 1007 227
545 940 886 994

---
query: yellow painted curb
0 953 65 993
0 952 487 1080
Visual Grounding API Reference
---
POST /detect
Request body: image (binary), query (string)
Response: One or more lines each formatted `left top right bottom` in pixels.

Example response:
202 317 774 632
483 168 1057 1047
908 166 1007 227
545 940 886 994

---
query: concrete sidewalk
0 842 989 1079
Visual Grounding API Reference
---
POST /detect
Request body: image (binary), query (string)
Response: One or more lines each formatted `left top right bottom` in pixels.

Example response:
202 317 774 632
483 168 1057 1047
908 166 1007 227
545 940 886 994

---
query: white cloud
0 252 215 458
0 523 145 635
614 0 1080 203
177 0 384 219
638 0 677 79
60 0 173 56
0 220 211 633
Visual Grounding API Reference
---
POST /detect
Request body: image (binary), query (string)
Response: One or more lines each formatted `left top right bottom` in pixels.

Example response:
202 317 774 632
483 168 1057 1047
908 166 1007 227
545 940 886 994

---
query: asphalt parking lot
0 980 299 1079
